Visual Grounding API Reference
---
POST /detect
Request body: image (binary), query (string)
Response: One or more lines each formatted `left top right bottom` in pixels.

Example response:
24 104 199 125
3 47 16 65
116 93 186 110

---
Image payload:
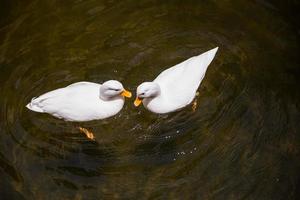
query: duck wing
154 47 218 105
26 82 100 115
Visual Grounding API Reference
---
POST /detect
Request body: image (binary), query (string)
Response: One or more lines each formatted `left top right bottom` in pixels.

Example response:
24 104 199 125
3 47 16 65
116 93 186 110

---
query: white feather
26 82 125 121
142 47 218 113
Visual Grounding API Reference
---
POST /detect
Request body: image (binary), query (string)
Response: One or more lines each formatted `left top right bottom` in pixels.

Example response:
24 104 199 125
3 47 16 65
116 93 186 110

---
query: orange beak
121 89 132 98
134 97 142 107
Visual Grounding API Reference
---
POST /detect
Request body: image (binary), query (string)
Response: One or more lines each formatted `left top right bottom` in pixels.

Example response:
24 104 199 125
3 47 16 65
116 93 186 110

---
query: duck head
100 80 132 100
134 82 161 106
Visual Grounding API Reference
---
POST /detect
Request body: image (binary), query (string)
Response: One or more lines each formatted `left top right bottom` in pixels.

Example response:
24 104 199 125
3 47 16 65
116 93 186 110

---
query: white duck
26 80 132 122
134 47 218 114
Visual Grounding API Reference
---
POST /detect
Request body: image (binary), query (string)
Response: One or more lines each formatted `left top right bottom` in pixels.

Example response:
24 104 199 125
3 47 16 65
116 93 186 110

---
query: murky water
1 0 300 199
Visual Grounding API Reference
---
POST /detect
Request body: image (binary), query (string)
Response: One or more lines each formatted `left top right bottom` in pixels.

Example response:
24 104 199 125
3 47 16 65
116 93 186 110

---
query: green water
1 0 300 199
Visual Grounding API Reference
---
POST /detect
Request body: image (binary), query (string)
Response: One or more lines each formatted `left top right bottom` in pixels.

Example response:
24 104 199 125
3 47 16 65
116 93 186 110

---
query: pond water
0 0 300 199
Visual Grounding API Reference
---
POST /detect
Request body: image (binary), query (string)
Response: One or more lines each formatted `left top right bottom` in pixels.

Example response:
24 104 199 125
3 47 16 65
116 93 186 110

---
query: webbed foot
78 127 95 141
192 91 200 112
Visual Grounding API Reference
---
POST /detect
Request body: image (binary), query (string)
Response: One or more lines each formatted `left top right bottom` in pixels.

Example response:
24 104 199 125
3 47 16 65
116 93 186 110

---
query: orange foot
78 127 95 140
192 91 199 112
192 100 197 112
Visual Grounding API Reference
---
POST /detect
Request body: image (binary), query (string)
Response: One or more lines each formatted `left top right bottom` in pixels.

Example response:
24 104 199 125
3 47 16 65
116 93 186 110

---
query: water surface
0 0 300 199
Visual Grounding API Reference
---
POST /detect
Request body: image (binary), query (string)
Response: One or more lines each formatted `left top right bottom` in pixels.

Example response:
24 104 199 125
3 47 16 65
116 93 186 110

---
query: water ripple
0 0 299 199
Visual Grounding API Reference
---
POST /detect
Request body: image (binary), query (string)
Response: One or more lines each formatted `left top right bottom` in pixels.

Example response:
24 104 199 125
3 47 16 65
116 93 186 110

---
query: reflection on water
0 0 299 199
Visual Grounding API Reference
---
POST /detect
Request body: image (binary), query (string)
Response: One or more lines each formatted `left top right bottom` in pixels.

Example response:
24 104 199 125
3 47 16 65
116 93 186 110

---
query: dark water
1 0 300 199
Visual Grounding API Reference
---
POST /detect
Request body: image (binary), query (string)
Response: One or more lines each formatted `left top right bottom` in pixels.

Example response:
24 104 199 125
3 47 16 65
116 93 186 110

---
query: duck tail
206 47 219 59
200 46 219 70
26 97 44 113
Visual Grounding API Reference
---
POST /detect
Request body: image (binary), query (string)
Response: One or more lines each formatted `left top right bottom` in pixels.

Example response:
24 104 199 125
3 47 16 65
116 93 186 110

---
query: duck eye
111 88 120 91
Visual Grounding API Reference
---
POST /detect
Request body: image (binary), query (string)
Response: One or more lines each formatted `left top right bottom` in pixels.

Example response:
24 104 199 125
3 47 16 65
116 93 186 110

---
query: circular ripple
0 0 299 199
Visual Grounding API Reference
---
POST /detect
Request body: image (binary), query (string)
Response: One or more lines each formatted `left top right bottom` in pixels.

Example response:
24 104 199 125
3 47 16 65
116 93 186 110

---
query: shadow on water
0 0 300 199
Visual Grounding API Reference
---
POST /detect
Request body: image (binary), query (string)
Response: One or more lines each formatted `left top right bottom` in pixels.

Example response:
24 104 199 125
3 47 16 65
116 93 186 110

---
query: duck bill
121 89 132 98
134 97 142 107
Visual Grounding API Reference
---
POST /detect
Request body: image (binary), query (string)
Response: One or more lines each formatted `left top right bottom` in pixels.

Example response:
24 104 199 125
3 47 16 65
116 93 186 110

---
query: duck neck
150 82 161 98
99 86 119 101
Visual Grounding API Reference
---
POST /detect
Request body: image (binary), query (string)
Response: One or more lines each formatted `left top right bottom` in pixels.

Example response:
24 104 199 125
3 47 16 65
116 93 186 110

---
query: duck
134 47 218 114
26 80 132 122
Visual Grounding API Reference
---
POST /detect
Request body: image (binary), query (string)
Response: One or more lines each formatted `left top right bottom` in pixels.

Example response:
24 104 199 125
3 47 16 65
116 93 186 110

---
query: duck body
136 47 218 114
26 81 128 122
